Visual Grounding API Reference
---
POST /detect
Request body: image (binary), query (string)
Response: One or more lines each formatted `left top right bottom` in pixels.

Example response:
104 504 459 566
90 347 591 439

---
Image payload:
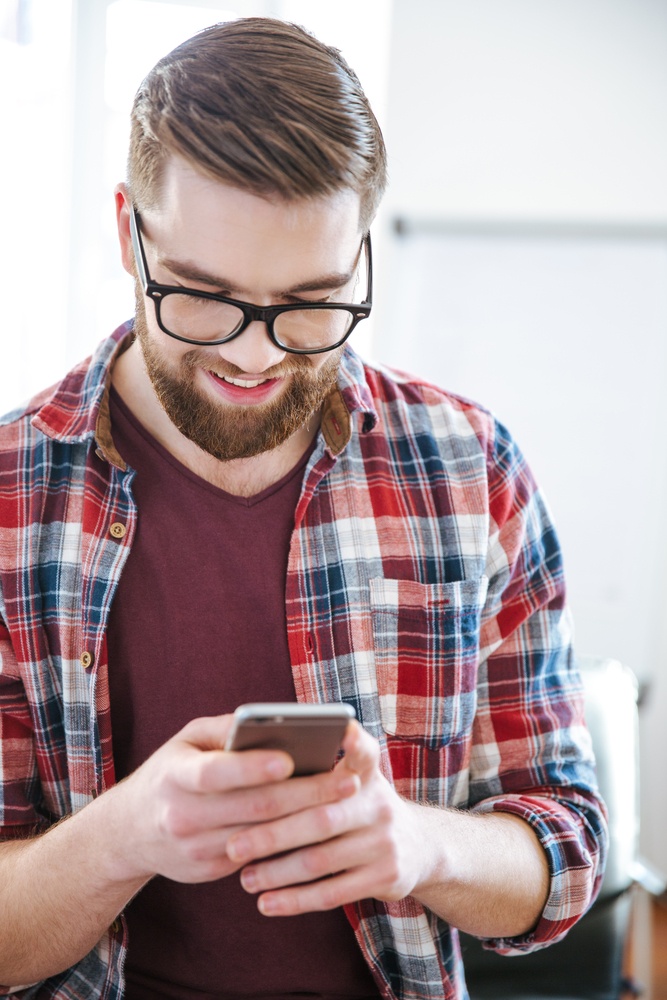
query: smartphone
225 702 356 776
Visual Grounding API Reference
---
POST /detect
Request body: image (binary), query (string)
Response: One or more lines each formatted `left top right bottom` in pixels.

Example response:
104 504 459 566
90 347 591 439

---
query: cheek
307 345 343 373
135 306 190 374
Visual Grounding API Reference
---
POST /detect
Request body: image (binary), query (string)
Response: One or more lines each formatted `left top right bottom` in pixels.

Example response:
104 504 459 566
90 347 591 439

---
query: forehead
144 156 364 296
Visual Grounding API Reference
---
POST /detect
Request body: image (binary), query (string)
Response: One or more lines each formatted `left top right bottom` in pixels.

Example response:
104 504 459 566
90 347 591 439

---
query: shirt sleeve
0 613 45 840
468 416 608 954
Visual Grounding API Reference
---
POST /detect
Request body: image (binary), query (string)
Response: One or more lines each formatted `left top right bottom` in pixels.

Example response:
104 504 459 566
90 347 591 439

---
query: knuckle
196 755 221 793
252 826 276 857
367 734 381 765
182 838 227 875
380 834 399 866
320 772 341 803
246 790 280 822
319 882 342 910
314 804 338 840
160 803 191 839
196 857 226 881
176 719 197 743
375 798 394 825
184 839 208 863
385 855 401 886
379 849 404 893
302 845 328 876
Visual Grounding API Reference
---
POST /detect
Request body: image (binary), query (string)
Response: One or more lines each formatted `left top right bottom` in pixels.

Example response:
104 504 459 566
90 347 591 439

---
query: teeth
220 375 268 389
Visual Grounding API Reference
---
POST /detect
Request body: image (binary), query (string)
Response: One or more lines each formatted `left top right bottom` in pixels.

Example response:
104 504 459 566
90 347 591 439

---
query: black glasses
129 206 373 355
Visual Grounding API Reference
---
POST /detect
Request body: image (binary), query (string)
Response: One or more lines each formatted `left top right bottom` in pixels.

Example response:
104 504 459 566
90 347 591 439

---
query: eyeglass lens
158 295 357 351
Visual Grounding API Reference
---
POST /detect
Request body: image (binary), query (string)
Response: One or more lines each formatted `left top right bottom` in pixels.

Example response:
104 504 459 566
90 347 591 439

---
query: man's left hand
226 721 424 915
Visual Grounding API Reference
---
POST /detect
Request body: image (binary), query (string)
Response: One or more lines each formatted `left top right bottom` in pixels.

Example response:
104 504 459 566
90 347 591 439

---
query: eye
289 296 332 306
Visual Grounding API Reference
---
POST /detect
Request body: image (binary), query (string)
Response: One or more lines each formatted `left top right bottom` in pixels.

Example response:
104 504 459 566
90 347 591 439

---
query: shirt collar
320 346 378 455
31 321 134 469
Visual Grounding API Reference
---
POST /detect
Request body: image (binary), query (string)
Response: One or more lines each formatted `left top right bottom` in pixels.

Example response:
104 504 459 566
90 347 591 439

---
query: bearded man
0 17 606 1000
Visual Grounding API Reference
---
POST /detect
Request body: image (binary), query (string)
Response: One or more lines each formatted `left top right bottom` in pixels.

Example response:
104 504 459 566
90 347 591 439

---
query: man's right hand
104 714 359 885
0 713 358 986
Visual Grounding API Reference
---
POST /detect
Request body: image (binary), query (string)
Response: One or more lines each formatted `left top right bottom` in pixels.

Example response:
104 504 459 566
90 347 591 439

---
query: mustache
184 349 313 381
132 288 312 381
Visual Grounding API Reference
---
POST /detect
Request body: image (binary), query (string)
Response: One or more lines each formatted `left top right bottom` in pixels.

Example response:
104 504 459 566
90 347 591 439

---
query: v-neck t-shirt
106 386 380 1000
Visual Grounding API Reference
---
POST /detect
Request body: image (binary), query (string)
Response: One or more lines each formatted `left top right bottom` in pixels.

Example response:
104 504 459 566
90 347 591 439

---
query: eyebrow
155 251 358 298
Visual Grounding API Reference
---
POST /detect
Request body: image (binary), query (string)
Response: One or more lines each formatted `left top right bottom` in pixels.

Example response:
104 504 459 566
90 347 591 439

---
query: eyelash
287 295 333 306
166 277 343 306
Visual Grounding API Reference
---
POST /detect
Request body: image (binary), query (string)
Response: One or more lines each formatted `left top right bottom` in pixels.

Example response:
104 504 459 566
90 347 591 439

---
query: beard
132 297 343 462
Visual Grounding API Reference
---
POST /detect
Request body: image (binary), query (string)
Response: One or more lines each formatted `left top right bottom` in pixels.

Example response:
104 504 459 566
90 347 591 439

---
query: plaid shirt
0 324 607 1000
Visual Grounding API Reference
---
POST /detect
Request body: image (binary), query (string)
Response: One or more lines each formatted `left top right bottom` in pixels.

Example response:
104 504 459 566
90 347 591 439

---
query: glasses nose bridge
238 302 278 340
221 306 288 370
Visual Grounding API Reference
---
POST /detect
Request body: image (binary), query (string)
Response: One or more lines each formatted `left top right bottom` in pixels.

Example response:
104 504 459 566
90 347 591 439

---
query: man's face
122 158 364 462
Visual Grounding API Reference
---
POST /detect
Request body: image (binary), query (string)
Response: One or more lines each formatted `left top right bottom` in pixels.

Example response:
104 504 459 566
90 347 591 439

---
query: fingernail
266 755 292 779
240 867 257 891
258 894 278 915
228 835 250 862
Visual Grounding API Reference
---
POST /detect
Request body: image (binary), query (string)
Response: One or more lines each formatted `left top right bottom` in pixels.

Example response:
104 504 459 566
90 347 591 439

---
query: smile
219 375 270 389
204 369 283 404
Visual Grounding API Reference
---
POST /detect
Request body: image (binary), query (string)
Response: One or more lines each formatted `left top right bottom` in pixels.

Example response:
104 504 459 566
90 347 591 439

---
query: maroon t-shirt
106 387 379 1000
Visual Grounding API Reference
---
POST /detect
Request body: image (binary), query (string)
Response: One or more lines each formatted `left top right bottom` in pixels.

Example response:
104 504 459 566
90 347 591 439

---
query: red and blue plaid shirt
0 324 607 999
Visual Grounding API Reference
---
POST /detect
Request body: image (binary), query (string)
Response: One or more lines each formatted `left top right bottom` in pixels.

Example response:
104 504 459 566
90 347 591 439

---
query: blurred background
1 0 666 982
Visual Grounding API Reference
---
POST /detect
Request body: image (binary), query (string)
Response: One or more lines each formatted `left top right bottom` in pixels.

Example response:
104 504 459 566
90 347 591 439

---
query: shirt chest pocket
370 576 488 750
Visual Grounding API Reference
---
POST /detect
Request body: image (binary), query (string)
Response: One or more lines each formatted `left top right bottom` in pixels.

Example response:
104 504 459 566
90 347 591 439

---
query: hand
106 715 360 886
226 721 426 915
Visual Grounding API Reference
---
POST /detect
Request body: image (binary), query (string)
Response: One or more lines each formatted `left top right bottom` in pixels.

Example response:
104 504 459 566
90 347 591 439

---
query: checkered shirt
0 324 607 999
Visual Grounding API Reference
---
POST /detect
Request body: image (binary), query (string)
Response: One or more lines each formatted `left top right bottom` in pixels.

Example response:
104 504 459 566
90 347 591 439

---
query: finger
178 714 236 749
339 720 380 779
240 827 379 894
227 783 361 864
209 766 359 826
177 744 294 794
254 865 381 917
168 766 359 835
157 825 249 884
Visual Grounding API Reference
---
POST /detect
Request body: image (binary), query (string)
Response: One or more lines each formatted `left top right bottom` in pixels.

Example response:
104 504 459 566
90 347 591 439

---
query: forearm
225 725 552 937
409 802 549 938
0 787 148 985
0 713 354 985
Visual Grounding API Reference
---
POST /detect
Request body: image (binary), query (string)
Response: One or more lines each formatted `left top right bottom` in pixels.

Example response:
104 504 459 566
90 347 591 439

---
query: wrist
405 804 550 937
81 781 154 888
404 800 458 903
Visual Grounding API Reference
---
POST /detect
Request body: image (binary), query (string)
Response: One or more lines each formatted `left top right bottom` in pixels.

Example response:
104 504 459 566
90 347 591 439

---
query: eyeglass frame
129 205 373 355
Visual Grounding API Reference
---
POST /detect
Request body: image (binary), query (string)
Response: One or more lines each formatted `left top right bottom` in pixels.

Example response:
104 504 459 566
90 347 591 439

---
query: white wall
382 0 667 222
379 0 667 872
0 0 73 413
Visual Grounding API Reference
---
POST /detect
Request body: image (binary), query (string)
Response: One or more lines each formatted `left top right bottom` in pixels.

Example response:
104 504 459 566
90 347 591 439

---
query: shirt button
109 521 127 540
80 651 94 669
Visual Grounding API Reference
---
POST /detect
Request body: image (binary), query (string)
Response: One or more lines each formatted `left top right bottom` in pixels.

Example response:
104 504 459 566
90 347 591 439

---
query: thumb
340 720 380 779
177 714 236 751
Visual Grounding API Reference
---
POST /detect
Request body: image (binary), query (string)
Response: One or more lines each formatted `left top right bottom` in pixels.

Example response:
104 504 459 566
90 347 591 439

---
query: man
0 17 606 1000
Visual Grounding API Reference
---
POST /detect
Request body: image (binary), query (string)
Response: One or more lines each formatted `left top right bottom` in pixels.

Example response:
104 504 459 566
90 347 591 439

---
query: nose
215 319 287 374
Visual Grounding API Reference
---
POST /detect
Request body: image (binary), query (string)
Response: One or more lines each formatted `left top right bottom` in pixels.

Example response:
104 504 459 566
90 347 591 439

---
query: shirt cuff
471 791 605 955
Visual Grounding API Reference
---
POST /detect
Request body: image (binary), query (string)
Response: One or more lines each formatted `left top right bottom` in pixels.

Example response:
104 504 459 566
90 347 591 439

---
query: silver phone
225 702 356 776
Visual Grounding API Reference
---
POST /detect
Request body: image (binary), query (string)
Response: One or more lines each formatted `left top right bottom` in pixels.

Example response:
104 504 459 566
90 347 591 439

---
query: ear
115 183 136 276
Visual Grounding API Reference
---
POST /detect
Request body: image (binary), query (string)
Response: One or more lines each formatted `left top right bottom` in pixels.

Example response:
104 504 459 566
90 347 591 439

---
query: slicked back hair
128 17 387 230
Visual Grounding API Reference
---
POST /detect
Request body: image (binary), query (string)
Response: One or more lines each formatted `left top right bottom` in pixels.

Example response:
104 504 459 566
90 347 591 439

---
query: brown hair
128 17 387 230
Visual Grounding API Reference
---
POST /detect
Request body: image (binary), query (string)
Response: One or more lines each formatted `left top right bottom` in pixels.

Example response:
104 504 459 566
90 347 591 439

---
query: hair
127 17 387 230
